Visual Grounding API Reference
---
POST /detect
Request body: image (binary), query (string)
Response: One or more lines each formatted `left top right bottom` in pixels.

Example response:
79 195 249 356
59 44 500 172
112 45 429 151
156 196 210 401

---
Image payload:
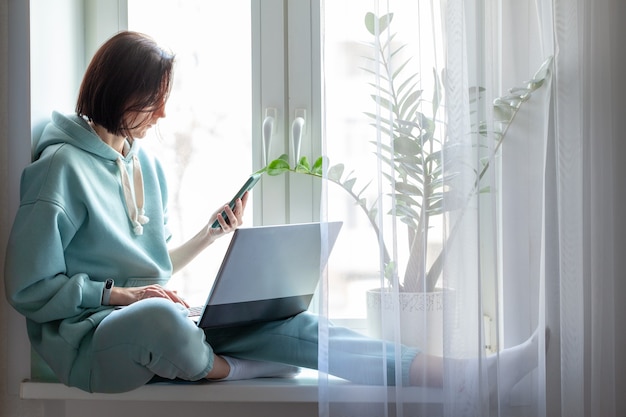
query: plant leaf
399 89 423 120
365 12 393 36
311 156 326 176
328 163 344 181
266 155 291 176
394 136 422 156
296 156 311 173
342 177 357 192
364 12 376 35
395 181 421 195
432 68 442 115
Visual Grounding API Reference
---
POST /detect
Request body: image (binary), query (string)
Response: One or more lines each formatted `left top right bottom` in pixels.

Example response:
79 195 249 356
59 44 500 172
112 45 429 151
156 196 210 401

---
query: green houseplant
262 12 552 292
260 13 551 351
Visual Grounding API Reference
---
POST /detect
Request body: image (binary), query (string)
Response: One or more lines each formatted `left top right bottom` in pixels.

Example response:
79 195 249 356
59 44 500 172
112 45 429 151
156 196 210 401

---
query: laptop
191 221 343 329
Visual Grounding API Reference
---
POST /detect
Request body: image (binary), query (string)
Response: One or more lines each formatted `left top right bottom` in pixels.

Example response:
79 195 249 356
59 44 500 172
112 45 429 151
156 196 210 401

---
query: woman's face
124 99 167 139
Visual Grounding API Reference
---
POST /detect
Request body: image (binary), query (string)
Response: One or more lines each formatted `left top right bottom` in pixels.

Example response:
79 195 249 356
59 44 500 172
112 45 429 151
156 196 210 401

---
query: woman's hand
109 285 189 307
168 192 249 275
208 191 249 237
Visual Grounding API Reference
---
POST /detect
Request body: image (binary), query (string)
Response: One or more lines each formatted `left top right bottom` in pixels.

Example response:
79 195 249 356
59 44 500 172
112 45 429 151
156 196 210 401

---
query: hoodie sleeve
4 198 105 324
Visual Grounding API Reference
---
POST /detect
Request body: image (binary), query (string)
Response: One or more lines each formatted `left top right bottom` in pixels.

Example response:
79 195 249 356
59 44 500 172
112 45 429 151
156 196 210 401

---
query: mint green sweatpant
84 298 419 393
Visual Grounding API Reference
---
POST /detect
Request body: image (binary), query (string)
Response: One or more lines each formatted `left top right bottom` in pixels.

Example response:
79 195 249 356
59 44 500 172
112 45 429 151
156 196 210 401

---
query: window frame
5 0 32 397
252 0 323 226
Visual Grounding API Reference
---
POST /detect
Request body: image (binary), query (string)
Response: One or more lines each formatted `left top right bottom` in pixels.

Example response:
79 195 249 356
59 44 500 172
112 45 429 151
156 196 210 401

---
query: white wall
1 0 44 415
611 3 626 416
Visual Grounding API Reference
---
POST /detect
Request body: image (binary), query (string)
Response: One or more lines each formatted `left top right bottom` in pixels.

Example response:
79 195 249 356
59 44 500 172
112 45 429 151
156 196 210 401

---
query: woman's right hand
109 285 189 307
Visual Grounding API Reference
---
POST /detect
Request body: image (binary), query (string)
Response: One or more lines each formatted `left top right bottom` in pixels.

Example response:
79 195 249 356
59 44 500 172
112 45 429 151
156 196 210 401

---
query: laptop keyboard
187 306 203 317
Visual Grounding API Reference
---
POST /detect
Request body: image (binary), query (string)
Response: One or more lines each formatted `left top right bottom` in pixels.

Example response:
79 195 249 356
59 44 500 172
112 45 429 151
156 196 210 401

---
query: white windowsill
21 320 444 404
20 369 444 404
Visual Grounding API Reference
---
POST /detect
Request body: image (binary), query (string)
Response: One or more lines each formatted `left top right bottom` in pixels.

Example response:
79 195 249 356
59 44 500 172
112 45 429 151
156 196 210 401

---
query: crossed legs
88 298 542 394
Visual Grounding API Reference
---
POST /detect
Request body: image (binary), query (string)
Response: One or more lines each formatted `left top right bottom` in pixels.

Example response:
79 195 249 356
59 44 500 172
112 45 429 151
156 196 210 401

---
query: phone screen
211 173 262 228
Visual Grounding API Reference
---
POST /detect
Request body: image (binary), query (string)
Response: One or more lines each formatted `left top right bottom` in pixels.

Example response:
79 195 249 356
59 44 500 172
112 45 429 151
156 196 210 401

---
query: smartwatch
102 278 114 306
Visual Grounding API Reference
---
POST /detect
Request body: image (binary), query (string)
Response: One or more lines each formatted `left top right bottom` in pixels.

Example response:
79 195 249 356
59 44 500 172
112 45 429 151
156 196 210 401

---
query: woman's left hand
109 284 190 307
168 192 249 274
209 191 249 236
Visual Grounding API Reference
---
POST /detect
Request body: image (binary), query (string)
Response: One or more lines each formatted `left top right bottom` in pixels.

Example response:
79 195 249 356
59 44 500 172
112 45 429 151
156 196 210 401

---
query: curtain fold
317 0 620 415
551 0 618 416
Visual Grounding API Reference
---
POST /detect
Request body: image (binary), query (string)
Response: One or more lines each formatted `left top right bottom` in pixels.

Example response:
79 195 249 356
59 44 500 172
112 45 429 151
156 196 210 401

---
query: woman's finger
165 289 189 307
222 204 238 229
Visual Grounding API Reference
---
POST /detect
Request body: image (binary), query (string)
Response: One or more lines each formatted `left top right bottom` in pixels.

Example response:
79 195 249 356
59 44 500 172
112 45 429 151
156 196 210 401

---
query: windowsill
21 319 444 404
20 369 444 404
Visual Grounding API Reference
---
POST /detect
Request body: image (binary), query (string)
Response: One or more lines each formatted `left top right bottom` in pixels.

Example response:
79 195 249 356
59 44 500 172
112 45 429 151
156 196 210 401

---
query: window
126 1 451 320
127 1 382 318
128 0 253 306
128 1 339 312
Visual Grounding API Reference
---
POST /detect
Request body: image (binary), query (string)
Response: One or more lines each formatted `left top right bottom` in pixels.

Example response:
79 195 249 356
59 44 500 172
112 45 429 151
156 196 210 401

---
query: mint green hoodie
4 111 173 390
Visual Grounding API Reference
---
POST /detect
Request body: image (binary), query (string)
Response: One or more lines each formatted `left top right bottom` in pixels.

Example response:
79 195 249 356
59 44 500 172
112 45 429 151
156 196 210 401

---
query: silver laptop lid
197 221 342 328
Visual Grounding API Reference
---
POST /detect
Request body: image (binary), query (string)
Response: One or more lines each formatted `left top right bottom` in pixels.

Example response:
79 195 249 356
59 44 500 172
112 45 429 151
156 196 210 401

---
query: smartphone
210 172 262 228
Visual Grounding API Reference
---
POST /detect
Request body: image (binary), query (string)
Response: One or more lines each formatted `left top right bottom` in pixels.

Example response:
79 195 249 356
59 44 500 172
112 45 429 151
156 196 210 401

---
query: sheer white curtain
317 0 552 416
549 0 623 416
317 0 626 415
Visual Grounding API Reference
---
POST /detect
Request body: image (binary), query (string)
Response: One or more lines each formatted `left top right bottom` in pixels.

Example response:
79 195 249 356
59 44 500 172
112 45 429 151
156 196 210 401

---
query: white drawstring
116 155 150 235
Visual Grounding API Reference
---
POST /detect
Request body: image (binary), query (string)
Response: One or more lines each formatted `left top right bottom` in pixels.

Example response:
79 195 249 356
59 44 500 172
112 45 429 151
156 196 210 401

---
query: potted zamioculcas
262 12 552 354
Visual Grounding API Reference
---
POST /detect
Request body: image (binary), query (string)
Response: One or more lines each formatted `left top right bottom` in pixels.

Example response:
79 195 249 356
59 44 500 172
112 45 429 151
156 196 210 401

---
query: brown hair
76 31 175 137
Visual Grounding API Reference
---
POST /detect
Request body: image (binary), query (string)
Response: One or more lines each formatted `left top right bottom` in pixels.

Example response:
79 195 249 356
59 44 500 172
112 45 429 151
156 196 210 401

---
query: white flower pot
366 288 444 355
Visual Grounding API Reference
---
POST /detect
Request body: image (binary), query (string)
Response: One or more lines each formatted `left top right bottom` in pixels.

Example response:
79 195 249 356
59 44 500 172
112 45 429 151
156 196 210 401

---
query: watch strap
102 279 114 306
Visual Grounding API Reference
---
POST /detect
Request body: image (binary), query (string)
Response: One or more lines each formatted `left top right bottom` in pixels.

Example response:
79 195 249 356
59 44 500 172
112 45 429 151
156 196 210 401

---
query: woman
4 31 537 394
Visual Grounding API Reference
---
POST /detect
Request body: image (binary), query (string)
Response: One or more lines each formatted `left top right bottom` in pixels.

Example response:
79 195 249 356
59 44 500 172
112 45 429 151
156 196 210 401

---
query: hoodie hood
34 111 139 162
36 111 150 235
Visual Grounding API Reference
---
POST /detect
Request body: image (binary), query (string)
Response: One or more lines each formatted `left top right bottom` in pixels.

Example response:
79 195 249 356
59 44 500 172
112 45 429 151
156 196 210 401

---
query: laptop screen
196 221 343 328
